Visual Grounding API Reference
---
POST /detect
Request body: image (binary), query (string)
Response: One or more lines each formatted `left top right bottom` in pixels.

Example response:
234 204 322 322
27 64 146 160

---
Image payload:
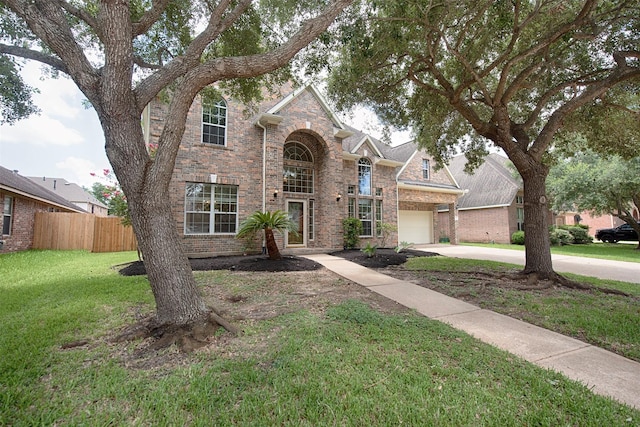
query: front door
286 200 306 247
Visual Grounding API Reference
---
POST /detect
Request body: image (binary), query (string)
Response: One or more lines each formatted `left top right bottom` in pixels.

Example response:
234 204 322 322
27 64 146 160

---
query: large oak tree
0 0 352 332
326 0 639 279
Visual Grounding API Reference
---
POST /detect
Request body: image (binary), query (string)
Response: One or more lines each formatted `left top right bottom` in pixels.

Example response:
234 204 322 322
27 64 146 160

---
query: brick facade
147 85 462 256
1 193 60 252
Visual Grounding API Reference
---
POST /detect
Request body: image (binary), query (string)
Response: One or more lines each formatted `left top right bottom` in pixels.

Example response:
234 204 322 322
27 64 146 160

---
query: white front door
286 200 306 247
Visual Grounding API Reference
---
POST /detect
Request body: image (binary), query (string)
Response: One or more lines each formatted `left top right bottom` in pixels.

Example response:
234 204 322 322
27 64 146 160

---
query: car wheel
601 235 613 243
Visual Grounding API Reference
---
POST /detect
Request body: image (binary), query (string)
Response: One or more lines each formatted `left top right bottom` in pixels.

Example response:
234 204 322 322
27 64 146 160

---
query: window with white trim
2 196 13 235
358 158 372 196
358 199 373 236
202 99 227 146
422 159 430 179
185 183 237 234
375 199 383 237
283 142 314 194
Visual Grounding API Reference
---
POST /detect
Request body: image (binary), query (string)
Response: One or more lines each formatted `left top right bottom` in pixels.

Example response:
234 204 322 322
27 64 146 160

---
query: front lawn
1 250 638 425
463 242 640 263
398 256 640 362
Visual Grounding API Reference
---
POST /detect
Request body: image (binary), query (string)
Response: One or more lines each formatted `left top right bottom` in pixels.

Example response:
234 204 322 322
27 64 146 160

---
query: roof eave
397 181 465 195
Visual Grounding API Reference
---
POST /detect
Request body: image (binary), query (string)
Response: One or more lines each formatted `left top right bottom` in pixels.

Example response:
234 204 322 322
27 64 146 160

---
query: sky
0 61 410 190
0 61 110 189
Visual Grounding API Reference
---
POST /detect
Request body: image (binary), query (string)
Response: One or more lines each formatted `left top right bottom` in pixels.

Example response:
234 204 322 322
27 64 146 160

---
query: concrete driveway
423 244 640 284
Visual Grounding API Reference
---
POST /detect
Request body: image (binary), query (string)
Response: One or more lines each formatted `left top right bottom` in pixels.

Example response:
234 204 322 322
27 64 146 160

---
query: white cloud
56 157 101 188
0 115 84 146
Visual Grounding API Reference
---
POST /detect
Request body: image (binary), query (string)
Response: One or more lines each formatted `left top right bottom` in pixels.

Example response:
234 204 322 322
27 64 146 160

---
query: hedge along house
144 84 462 257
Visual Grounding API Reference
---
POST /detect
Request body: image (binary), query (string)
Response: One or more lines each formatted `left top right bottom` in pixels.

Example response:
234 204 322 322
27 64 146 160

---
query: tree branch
55 0 100 34
495 0 597 101
134 0 248 109
0 43 68 74
531 64 640 160
147 0 354 177
132 0 172 36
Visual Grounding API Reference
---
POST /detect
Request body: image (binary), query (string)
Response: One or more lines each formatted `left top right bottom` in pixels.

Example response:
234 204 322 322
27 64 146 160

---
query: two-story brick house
144 84 463 257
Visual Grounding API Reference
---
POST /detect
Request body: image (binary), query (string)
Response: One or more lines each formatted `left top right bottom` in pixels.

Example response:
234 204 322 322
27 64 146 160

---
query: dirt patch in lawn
108 248 635 367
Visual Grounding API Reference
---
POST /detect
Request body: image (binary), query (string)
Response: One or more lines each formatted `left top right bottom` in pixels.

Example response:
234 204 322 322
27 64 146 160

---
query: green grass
404 256 640 361
462 242 640 263
2 250 639 425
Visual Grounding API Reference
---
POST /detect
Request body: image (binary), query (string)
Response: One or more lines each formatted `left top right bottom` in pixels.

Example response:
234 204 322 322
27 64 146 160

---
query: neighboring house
438 153 528 244
0 166 85 253
144 84 463 257
28 176 108 216
557 208 639 237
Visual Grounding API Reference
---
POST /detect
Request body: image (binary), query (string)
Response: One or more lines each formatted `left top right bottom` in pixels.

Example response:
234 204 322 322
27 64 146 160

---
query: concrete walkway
424 244 640 284
303 253 640 410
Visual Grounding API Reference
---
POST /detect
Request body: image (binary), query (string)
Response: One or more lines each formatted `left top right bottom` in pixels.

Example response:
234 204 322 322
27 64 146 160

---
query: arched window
358 158 372 196
202 98 227 146
283 142 314 193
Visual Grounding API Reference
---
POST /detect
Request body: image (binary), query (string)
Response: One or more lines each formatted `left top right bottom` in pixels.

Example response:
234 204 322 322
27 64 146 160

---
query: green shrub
511 230 525 245
550 228 573 246
563 226 592 244
395 241 414 253
343 217 363 249
361 242 378 258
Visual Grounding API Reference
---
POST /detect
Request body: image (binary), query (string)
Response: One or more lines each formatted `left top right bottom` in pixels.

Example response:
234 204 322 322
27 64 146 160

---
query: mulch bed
118 248 439 276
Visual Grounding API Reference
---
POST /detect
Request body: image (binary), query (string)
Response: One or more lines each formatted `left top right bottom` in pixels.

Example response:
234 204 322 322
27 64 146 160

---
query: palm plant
236 210 298 260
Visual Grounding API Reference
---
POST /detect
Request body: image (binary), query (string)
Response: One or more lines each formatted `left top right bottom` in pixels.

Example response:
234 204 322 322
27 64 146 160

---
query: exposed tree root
433 269 630 296
114 307 240 353
515 271 630 296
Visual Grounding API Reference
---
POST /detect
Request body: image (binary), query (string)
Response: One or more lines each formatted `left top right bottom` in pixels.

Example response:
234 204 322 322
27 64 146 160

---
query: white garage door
398 210 433 244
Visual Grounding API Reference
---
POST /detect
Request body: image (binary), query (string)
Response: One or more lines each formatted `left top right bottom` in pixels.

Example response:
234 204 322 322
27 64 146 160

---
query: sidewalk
424 244 640 284
303 253 640 410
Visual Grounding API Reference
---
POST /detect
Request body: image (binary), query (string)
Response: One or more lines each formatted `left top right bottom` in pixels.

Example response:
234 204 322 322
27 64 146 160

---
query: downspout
256 119 267 253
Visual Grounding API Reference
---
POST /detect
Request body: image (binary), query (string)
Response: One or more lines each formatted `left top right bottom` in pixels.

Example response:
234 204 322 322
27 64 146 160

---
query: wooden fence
33 212 137 252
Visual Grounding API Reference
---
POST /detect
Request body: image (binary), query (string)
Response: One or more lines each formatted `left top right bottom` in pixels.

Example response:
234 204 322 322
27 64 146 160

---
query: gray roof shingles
448 153 520 209
0 166 85 212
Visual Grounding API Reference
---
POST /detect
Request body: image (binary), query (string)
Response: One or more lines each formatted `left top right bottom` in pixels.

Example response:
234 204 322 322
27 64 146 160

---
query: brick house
145 84 463 257
0 166 85 253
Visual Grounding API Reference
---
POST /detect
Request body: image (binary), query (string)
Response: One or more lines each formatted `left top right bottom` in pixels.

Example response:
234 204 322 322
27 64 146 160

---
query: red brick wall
1 193 57 253
149 88 403 256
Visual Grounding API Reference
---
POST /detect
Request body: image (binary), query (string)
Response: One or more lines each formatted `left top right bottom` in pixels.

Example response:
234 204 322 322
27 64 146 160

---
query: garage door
398 210 433 244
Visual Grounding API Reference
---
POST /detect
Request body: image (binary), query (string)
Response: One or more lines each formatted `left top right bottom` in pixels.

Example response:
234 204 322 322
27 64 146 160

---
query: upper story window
516 195 524 205
358 158 372 196
202 99 227 146
283 142 314 194
2 196 13 235
422 159 430 179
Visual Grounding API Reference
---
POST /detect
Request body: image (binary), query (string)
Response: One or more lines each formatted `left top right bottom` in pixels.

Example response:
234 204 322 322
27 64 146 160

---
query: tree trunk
264 228 282 260
105 116 208 327
521 166 555 277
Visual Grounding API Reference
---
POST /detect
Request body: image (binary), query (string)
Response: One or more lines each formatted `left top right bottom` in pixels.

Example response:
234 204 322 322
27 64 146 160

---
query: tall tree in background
548 152 640 250
326 0 639 280
0 0 352 337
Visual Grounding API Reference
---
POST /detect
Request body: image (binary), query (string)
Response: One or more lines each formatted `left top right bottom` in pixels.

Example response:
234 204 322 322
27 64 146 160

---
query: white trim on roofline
397 181 466 195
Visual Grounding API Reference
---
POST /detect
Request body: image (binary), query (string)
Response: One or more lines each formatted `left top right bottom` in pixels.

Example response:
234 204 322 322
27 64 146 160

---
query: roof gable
267 85 347 131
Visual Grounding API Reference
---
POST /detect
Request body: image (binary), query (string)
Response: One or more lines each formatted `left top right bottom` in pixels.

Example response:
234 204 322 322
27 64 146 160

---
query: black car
595 224 639 243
